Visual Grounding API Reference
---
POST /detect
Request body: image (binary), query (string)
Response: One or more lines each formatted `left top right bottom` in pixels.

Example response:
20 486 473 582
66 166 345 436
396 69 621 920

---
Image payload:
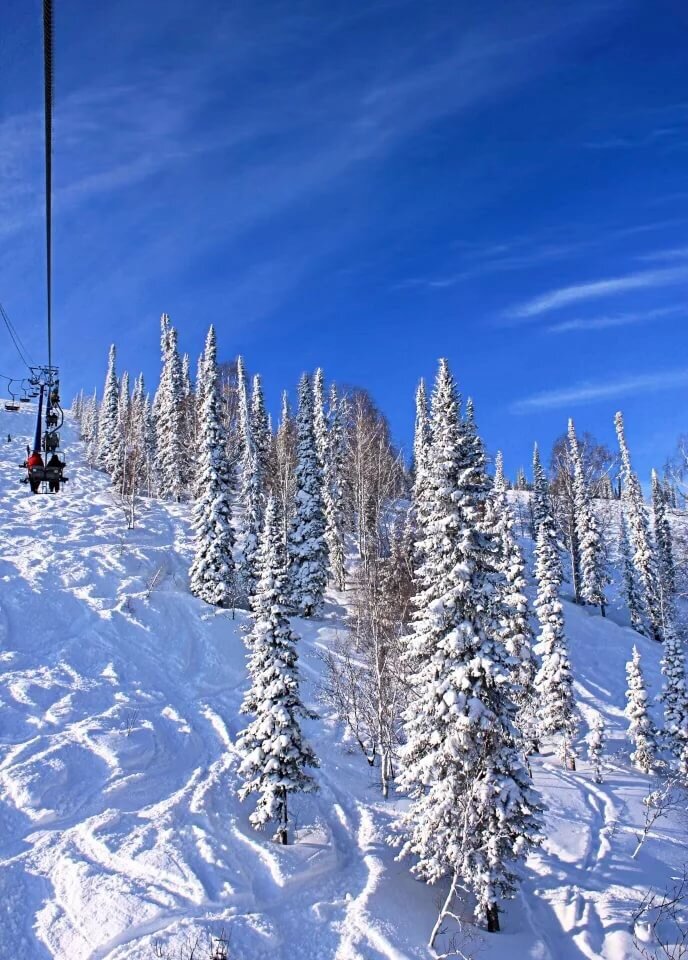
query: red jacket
27 452 44 470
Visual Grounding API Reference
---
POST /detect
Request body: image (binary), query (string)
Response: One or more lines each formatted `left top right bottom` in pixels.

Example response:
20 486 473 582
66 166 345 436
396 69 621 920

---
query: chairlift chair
4 380 20 412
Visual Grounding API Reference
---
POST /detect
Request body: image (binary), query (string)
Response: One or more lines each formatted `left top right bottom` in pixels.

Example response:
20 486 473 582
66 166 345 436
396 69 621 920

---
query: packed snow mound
0 406 684 959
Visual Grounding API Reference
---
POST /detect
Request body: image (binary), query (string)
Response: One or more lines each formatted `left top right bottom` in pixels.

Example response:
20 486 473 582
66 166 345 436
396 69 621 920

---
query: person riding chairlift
46 452 64 493
24 447 44 494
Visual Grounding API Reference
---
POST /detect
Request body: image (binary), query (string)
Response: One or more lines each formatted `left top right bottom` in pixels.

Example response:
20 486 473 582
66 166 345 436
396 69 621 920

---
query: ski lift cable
0 303 34 370
43 0 54 379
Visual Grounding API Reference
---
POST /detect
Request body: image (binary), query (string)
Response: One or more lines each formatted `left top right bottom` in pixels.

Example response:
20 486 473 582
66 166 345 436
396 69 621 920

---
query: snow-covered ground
0 405 684 959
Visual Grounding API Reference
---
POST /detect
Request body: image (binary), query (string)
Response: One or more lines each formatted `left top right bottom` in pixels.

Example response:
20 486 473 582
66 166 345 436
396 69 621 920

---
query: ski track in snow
0 408 685 959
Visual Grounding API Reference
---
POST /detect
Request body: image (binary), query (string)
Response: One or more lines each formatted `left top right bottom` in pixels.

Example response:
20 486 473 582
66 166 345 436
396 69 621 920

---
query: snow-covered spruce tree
619 510 647 634
189 326 237 608
273 391 297 553
625 645 656 774
587 715 605 784
111 370 131 495
397 359 542 938
84 389 99 466
287 373 328 617
412 378 430 505
324 382 347 591
531 441 550 538
238 496 318 843
569 419 608 615
516 465 528 491
97 344 119 473
154 315 186 502
234 361 264 601
484 451 536 735
652 468 675 606
533 522 577 768
660 621 688 761
615 412 662 641
313 369 346 590
251 374 271 494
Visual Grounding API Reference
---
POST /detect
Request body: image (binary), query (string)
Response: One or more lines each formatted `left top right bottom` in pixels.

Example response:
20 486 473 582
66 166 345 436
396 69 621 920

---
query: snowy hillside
0 404 684 959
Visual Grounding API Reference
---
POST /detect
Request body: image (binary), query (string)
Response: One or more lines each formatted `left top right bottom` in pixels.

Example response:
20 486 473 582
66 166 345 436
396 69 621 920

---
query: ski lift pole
33 385 45 455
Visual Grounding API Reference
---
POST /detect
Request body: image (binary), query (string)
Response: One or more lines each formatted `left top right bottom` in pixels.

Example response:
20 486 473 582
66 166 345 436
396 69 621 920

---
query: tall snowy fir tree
531 442 550 538
397 359 542 938
238 496 318 844
652 468 675 608
533 522 578 768
154 315 186 502
287 373 328 617
412 378 430 505
313 369 345 590
324 383 347 590
484 451 536 729
189 326 236 608
569 419 607 615
111 370 130 495
615 412 662 641
251 374 271 494
97 344 119 474
273 391 297 554
84 389 99 466
619 511 647 635
625 646 656 774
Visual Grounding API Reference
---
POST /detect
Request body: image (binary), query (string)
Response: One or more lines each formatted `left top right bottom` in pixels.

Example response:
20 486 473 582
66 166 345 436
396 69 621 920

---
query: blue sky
1 0 687 481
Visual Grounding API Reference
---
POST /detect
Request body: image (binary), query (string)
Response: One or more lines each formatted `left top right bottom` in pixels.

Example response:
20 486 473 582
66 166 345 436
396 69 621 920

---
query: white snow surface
0 406 684 959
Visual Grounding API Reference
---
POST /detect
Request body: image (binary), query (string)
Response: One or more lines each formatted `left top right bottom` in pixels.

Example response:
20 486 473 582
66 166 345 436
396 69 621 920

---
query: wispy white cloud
511 368 688 413
507 265 688 320
637 245 688 263
545 304 685 334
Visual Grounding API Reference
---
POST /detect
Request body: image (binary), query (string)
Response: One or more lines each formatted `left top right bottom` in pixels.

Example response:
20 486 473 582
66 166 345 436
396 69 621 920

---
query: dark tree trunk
486 904 500 933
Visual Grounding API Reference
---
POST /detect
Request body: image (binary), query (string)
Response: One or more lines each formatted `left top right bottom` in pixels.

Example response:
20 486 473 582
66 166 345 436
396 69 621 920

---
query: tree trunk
486 904 500 933
278 789 288 845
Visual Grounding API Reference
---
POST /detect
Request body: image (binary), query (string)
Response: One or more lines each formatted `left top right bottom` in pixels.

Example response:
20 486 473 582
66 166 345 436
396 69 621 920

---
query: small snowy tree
587 715 605 783
660 621 688 761
238 496 318 843
625 645 656 774
569 419 608 615
397 359 542 939
287 373 328 617
189 327 237 608
97 344 119 473
533 523 578 768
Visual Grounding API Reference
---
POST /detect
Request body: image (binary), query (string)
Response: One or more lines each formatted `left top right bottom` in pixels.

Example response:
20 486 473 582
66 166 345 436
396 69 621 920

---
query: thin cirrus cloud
510 368 688 414
506 265 688 320
545 304 685 334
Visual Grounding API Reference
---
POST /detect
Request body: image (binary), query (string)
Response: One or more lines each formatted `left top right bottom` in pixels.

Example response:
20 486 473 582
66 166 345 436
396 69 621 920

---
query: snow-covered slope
0 406 683 959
